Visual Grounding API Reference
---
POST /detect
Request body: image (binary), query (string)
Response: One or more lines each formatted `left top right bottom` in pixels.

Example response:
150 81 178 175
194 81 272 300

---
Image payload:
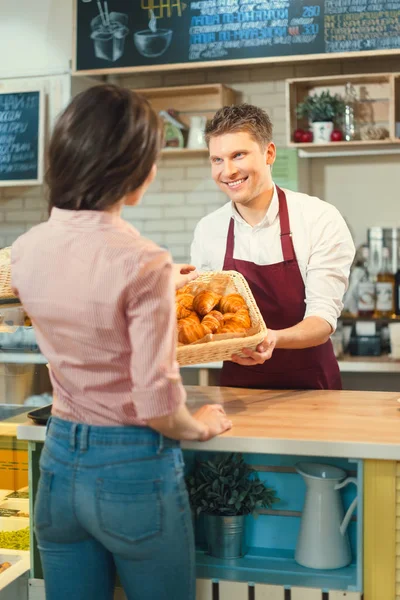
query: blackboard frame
72 0 400 76
0 88 45 188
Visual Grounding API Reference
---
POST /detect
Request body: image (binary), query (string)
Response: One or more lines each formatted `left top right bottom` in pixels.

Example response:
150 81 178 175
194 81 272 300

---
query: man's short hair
205 103 273 148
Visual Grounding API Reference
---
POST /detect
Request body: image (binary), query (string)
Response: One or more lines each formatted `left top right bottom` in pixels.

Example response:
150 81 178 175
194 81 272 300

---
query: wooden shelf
161 148 208 157
196 547 358 590
286 72 400 151
288 139 395 150
135 83 239 129
340 314 400 323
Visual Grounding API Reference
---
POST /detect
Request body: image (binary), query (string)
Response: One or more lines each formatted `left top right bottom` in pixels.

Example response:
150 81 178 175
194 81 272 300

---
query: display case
0 299 51 599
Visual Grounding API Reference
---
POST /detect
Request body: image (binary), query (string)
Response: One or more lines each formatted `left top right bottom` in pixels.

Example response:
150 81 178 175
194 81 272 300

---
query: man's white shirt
190 184 355 332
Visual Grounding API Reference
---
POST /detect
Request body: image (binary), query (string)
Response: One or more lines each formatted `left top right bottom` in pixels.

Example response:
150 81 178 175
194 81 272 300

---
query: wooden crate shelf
135 83 238 126
160 147 208 157
134 83 239 154
286 72 400 152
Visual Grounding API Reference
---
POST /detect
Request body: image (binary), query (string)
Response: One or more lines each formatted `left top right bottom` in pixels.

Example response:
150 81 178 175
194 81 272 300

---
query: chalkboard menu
74 0 400 73
0 91 44 186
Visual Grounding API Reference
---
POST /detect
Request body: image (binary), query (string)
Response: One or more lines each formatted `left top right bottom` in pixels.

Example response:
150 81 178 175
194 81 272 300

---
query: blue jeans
35 416 195 600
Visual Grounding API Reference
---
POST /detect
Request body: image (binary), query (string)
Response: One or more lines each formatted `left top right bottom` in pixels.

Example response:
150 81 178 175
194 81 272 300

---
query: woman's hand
173 264 199 290
193 404 232 441
231 330 278 366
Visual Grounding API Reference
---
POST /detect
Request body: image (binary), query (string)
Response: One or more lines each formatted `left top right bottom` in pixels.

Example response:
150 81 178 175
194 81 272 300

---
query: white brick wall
2 56 399 260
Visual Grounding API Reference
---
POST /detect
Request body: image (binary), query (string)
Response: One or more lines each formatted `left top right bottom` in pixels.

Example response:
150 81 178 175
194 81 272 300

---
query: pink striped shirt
11 208 186 426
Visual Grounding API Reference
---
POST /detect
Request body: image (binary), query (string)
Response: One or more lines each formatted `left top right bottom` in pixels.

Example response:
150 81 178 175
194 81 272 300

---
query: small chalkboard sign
0 90 44 187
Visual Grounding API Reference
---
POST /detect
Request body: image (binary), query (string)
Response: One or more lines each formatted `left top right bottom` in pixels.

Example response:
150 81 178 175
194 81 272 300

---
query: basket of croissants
176 270 267 366
0 247 15 300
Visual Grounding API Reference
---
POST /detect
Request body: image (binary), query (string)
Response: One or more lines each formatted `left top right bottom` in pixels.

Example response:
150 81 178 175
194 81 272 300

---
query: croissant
230 307 251 329
223 312 236 321
177 293 194 310
176 284 192 296
193 291 221 316
178 320 206 344
176 303 192 320
218 321 246 334
184 311 201 324
201 310 224 334
219 294 246 314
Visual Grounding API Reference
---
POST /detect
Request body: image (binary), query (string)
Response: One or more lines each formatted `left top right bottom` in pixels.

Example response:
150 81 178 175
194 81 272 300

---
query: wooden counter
182 386 400 459
16 386 400 460
15 386 400 600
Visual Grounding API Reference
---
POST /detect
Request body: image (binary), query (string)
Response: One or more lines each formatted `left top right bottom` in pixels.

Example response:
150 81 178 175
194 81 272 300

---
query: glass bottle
343 82 357 142
375 247 395 318
357 246 375 317
395 247 400 317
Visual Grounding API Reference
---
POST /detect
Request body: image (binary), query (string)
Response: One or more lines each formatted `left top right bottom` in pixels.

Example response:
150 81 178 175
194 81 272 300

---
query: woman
11 84 231 600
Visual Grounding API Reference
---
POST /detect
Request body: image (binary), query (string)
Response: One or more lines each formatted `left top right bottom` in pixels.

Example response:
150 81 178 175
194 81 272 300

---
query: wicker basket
176 270 267 366
0 248 16 301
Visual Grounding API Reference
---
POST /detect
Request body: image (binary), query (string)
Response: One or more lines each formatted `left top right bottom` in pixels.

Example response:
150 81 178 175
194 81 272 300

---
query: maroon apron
220 186 342 390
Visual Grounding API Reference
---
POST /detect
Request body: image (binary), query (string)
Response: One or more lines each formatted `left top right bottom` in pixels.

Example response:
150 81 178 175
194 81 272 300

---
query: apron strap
276 185 295 262
223 217 235 262
224 187 295 264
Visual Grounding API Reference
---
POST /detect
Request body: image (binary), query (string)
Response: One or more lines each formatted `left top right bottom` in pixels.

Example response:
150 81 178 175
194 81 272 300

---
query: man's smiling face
209 130 274 207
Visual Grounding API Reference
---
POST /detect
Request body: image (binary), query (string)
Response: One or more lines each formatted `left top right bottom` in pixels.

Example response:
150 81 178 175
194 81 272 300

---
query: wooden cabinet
286 73 400 153
134 83 239 157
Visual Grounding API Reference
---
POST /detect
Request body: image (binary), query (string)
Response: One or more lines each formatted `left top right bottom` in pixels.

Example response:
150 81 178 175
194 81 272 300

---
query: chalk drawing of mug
133 10 172 58
90 12 129 62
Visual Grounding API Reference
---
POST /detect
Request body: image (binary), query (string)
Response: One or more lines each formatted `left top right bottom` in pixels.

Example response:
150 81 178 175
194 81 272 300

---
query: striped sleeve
126 247 186 421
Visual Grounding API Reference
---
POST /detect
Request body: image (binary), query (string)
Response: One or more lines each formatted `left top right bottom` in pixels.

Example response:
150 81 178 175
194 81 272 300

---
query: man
190 104 355 390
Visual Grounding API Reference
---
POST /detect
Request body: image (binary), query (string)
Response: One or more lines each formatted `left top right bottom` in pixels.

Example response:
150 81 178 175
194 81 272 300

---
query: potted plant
186 453 279 559
296 90 345 144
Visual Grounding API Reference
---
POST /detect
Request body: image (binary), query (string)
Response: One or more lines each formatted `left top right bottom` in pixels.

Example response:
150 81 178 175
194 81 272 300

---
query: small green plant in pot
186 453 279 559
296 90 345 144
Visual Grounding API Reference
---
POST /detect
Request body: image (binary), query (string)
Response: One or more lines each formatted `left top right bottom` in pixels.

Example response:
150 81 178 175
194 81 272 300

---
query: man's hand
231 329 277 366
173 264 199 290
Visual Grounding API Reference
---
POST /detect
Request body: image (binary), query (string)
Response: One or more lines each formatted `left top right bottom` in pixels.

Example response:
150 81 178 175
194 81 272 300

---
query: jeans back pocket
96 478 162 544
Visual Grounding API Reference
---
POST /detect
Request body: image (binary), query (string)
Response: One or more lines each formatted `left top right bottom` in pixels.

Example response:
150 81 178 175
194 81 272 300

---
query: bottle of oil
395 246 400 317
375 247 395 318
357 246 375 317
343 82 358 141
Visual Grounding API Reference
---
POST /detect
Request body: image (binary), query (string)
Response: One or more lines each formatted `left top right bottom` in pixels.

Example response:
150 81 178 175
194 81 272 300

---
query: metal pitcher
295 462 358 570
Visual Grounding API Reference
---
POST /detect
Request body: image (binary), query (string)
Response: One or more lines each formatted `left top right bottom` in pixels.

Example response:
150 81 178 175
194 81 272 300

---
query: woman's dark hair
47 84 163 211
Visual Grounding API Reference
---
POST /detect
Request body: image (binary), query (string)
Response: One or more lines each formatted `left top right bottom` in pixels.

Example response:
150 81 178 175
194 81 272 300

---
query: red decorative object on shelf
331 129 343 142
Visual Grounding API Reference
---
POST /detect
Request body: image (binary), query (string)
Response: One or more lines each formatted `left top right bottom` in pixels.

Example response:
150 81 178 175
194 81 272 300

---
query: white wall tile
186 191 224 205
144 219 185 233
165 232 194 244
143 232 166 246
186 167 212 179
24 197 47 209
163 179 205 192
160 167 186 180
122 207 161 220
0 198 24 210
6 210 44 223
164 206 204 219
144 193 185 206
